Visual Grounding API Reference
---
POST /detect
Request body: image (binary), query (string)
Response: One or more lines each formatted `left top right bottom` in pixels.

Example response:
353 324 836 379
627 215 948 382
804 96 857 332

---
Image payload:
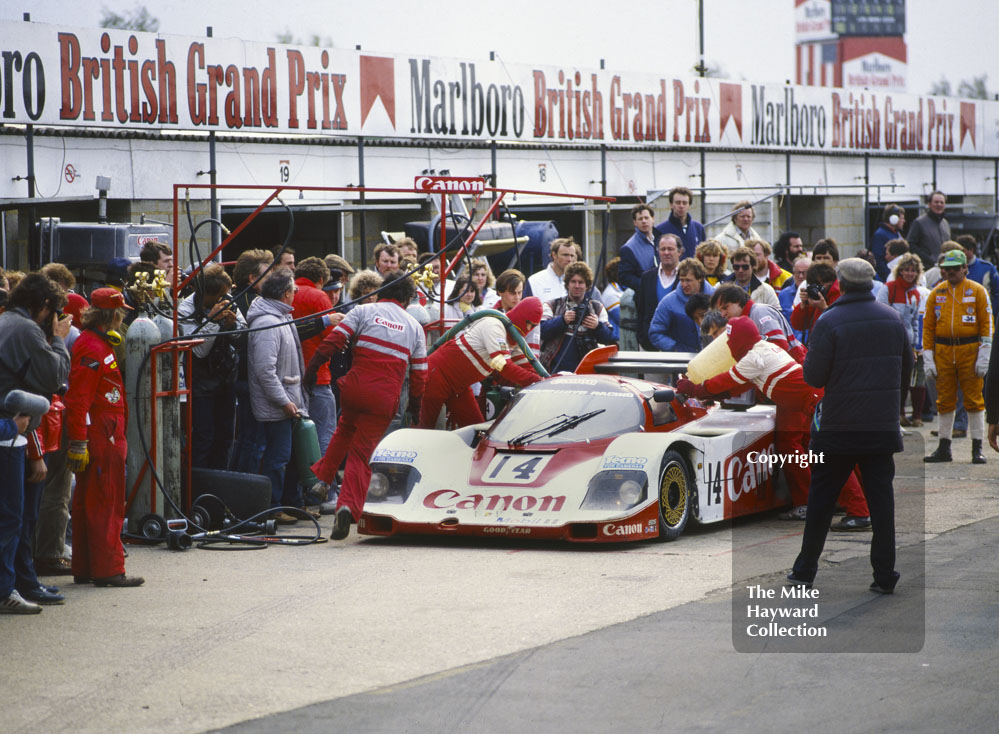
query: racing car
358 348 790 543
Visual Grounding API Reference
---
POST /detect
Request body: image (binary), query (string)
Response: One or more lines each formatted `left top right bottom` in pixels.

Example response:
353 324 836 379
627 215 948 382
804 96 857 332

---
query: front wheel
657 450 693 542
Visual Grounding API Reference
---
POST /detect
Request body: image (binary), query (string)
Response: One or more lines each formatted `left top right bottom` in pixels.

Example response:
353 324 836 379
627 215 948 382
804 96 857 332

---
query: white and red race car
358 349 790 543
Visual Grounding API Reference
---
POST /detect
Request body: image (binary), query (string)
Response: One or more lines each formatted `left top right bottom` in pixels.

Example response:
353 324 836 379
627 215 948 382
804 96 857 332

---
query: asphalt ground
1 423 996 734
217 515 999 734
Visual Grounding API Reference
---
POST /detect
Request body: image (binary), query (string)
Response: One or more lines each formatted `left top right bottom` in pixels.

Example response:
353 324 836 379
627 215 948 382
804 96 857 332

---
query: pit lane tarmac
1 426 996 733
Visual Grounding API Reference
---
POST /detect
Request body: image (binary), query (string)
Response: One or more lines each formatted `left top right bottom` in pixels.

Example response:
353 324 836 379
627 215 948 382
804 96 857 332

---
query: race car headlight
580 470 648 511
618 479 643 506
366 463 422 504
368 472 390 499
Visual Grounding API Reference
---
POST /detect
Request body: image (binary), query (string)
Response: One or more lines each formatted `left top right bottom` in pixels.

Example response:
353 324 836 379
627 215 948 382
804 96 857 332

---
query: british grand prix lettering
0 20 991 156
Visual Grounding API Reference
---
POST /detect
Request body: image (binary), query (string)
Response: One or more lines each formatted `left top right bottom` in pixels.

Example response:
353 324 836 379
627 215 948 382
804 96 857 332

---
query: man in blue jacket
788 258 911 594
617 204 658 292
871 204 906 281
957 234 999 319
649 259 714 352
654 186 706 260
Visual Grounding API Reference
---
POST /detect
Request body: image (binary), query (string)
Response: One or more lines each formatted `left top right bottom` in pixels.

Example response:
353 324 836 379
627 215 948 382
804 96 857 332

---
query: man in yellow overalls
923 250 993 464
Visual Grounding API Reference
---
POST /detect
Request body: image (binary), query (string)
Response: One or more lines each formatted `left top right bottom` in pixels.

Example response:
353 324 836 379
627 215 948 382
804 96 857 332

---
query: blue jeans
15 476 43 593
260 419 293 507
0 444 26 598
230 381 265 474
308 384 337 454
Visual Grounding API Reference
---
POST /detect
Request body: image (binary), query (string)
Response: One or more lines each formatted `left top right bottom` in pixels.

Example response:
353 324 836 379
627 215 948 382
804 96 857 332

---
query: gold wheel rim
660 463 686 527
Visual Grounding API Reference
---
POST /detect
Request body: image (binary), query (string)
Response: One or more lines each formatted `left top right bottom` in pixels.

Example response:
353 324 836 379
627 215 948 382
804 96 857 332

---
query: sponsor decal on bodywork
602 455 648 470
372 449 417 463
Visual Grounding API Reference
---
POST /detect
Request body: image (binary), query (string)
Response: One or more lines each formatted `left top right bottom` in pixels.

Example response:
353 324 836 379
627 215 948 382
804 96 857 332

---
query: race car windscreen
487 378 644 446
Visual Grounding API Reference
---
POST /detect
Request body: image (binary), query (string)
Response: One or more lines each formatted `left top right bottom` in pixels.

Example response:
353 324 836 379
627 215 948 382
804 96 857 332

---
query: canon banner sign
1 20 995 157
414 176 486 194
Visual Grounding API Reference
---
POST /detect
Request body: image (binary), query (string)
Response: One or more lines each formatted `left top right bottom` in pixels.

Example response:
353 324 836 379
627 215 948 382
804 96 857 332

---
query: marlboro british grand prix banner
2 20 995 158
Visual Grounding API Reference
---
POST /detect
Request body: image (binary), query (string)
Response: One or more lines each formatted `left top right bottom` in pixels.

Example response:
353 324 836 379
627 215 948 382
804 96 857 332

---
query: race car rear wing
575 345 757 409
575 345 696 378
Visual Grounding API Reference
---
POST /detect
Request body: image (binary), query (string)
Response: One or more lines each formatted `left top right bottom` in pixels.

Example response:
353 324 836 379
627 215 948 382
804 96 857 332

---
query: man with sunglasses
923 250 993 464
723 246 780 308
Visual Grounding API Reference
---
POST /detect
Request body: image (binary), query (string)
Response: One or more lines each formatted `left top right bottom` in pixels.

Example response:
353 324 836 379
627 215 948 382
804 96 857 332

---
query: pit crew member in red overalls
64 288 144 587
677 316 870 524
419 297 543 429
305 271 428 540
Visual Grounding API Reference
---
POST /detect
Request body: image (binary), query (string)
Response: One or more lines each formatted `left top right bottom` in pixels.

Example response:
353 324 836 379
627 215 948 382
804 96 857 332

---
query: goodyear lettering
483 526 532 535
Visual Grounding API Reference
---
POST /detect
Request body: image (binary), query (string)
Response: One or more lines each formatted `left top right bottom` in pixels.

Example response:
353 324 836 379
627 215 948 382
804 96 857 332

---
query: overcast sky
3 0 996 97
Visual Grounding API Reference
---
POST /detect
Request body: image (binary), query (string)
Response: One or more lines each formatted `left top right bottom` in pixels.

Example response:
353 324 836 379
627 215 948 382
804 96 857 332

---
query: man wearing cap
324 254 355 285
788 258 910 594
923 250 993 464
64 288 144 587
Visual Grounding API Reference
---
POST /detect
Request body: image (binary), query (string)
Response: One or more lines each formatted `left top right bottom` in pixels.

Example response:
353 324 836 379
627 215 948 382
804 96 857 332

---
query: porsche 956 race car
358 351 791 543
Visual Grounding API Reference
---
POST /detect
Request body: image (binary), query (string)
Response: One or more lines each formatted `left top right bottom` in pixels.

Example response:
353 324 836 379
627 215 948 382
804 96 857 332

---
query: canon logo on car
374 316 404 332
724 442 776 503
414 176 486 194
602 522 643 536
424 489 565 513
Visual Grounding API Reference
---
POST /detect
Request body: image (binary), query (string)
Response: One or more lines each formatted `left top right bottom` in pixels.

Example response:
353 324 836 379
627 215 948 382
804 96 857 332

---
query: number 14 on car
483 453 553 484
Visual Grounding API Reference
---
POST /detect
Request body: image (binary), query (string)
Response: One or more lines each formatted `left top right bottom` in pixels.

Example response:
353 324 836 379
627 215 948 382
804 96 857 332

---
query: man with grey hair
788 258 911 594
246 268 307 523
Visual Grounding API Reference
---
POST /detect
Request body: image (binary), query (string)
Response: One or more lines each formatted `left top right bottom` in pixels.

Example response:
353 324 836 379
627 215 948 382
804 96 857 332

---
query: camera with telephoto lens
571 302 590 325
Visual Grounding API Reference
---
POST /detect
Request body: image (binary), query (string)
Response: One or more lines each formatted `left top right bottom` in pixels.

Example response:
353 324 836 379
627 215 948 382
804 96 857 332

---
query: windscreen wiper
509 409 606 446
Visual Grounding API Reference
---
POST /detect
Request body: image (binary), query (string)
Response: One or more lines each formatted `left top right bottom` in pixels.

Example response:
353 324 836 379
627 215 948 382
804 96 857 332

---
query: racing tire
656 450 693 542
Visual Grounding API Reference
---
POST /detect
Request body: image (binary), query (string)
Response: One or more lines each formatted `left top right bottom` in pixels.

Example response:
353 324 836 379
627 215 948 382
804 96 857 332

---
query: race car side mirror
652 389 675 403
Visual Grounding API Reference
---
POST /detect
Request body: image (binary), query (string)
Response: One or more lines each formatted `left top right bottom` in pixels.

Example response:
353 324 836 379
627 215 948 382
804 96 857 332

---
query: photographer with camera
539 262 615 373
791 262 840 345
179 264 245 470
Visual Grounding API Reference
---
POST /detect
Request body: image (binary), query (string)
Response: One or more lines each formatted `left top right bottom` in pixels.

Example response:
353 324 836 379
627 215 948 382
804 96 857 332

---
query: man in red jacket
293 257 342 454
790 263 840 345
306 272 428 540
420 297 543 429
